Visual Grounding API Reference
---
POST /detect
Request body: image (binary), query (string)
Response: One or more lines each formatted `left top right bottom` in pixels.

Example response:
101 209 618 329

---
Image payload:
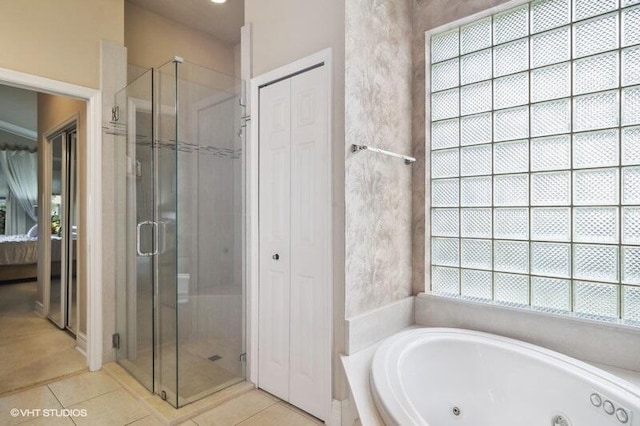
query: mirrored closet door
47 128 78 334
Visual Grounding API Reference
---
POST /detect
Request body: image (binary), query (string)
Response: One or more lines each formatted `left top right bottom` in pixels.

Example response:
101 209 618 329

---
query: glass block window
429 0 640 326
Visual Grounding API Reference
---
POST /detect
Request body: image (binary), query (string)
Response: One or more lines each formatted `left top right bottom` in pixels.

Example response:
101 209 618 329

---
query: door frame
0 66 103 371
248 48 334 419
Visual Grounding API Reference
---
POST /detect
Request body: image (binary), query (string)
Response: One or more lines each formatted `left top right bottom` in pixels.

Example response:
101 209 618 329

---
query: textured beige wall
345 0 510 317
245 0 347 399
37 94 87 335
125 1 235 74
411 0 512 294
345 0 413 317
0 0 124 89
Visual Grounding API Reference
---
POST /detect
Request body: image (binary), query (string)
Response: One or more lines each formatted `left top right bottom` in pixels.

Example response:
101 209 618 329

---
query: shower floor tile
116 337 244 406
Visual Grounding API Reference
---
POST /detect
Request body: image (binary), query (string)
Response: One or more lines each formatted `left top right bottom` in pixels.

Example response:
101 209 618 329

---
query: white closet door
288 66 330 420
258 78 292 400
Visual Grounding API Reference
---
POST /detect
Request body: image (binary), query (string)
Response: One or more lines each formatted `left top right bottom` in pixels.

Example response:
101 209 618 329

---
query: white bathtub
370 328 640 426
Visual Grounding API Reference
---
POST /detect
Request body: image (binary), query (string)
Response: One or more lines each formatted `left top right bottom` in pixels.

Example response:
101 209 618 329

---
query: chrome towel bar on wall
351 144 416 165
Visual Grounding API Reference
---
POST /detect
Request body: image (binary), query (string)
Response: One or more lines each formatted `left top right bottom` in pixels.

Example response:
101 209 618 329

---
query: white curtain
0 150 38 228
4 191 30 235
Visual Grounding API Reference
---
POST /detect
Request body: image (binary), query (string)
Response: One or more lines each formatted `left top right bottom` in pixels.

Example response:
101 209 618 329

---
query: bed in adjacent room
0 234 38 281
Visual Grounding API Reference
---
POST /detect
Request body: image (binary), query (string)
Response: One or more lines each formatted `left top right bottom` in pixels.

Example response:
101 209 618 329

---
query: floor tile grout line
46 383 65 408
64 387 123 410
47 372 123 409
100 367 166 422
234 400 321 426
0 329 80 346
0 280 86 398
277 402 324 424
65 386 149 426
233 404 273 426
102 365 260 426
0 368 88 399
228 396 279 426
124 413 154 426
100 368 178 426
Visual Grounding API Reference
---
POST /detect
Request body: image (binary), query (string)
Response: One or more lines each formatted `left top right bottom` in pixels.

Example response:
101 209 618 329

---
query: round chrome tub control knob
616 408 629 424
603 400 615 415
590 393 602 407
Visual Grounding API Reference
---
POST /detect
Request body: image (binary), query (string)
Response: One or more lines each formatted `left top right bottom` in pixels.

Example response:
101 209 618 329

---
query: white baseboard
340 397 361 426
76 331 87 356
34 301 45 317
329 398 362 426
330 399 342 426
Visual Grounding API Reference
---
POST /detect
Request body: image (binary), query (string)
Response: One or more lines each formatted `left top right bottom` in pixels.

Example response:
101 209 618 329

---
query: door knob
272 254 280 260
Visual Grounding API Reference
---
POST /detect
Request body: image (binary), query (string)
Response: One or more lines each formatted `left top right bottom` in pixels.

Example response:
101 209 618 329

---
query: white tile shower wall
177 84 243 344
345 296 414 355
193 96 240 291
411 0 513 294
415 294 640 371
345 0 413 318
194 295 243 341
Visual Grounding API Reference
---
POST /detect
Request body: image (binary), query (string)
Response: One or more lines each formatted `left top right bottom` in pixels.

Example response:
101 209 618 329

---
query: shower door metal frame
119 71 177 403
121 91 166 398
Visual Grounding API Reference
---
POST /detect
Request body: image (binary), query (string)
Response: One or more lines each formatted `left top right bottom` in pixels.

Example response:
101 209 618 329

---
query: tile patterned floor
0 283 323 425
0 281 86 395
0 367 323 425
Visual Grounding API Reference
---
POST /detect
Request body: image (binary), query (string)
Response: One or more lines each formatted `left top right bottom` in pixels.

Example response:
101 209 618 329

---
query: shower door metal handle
150 221 159 256
136 221 158 256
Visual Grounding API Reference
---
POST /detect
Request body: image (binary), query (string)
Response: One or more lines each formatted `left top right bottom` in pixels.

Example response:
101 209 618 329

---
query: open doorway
0 84 87 396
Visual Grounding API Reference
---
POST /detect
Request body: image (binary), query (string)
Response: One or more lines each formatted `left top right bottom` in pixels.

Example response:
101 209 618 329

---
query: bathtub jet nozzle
552 415 570 426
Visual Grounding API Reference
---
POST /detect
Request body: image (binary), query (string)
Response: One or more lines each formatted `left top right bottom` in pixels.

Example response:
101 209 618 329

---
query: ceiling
0 85 36 133
0 84 37 152
0 84 37 199
127 0 244 45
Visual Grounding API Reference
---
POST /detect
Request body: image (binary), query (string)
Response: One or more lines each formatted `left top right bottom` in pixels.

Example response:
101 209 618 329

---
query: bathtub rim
370 327 640 426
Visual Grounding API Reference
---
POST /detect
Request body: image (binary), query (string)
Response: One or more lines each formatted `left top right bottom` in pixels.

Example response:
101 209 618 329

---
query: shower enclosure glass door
113 60 246 408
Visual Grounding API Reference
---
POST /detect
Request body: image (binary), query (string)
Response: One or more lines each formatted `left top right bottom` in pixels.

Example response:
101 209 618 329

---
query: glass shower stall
113 59 246 407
